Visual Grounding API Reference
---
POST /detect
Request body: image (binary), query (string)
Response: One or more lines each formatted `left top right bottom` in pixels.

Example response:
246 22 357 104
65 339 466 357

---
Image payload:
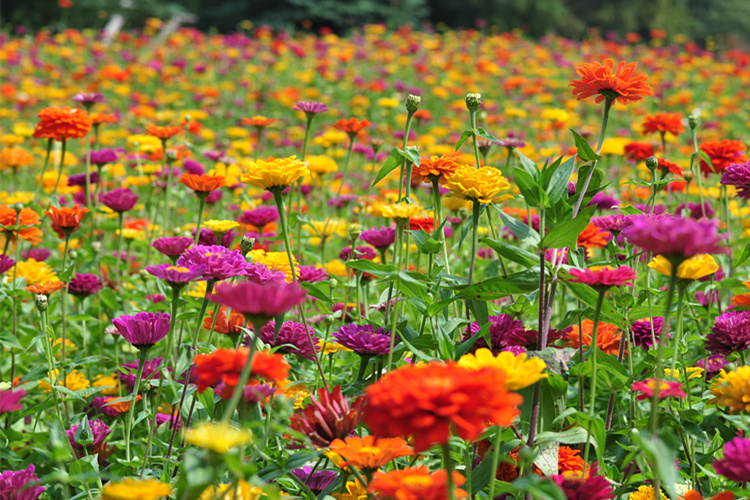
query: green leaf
300 282 333 304
630 432 678 499
541 205 596 250
371 147 403 187
475 127 500 142
397 146 420 167
496 207 541 246
516 149 539 180
514 167 542 207
452 270 540 300
0 330 23 350
570 129 601 162
735 243 750 268
346 260 399 276
570 412 606 464
455 130 473 151
535 427 591 447
456 323 490 358
546 155 576 204
480 238 538 268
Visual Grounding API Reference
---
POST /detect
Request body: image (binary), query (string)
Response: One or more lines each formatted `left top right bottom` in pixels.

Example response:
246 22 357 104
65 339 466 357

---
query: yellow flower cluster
93 374 120 396
39 369 90 393
240 156 309 191
710 366 750 413
648 254 718 281
199 481 264 500
380 201 423 220
185 422 253 453
203 219 240 234
457 348 547 391
102 478 172 500
443 165 513 204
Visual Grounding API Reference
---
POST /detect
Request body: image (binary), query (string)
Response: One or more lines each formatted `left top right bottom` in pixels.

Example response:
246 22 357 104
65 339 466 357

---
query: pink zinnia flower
0 388 27 413
632 378 686 400
112 312 171 350
622 215 728 258
551 463 615 500
207 280 307 324
714 437 750 482
569 266 636 288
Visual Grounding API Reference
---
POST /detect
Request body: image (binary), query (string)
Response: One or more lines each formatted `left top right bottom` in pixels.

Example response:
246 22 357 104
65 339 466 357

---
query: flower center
167 266 190 272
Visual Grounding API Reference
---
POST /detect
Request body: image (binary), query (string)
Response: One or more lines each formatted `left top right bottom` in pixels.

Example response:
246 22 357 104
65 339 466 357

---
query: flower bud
74 416 94 446
645 156 659 171
683 171 694 183
166 149 178 161
139 269 150 280
13 202 24 212
477 138 493 156
405 94 421 113
241 236 256 256
91 241 101 253
324 315 336 326
371 138 385 153
348 223 362 242
465 93 482 112
688 114 699 129
35 294 48 311
69 250 78 260
328 278 338 290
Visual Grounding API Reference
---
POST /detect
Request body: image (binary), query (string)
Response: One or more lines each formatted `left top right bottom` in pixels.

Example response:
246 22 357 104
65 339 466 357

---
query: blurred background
2 0 749 47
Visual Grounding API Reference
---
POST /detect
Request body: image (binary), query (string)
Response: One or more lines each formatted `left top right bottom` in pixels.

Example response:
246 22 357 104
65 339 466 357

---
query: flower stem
582 289 606 467
488 426 502 500
572 98 613 217
688 124 706 218
161 139 173 236
470 110 482 169
467 200 481 285
50 138 67 201
194 196 206 245
125 348 149 462
443 443 455 500
649 264 679 433
165 286 182 366
221 320 263 422
191 280 215 348
33 139 53 201
115 212 124 300
670 286 687 373
60 232 71 385
401 110 416 201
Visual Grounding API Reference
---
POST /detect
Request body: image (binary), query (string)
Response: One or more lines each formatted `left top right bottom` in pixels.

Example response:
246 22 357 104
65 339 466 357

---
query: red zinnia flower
632 378 687 400
33 106 93 141
551 463 615 500
624 141 655 162
179 173 226 195
240 116 277 129
642 112 685 137
46 205 90 238
700 140 749 175
658 158 683 177
193 348 289 399
145 124 183 141
333 118 371 138
368 466 468 500
409 216 434 233
569 59 654 105
289 385 365 448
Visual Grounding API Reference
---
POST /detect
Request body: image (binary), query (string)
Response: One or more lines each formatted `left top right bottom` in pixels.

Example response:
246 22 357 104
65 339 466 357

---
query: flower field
3 21 750 500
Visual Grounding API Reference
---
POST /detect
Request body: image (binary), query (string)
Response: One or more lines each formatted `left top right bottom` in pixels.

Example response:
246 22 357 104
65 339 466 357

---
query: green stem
431 177 452 277
204 302 222 350
670 286 687 373
33 139 53 201
572 98 613 217
443 443 456 500
649 264 679 433
402 110 416 201
125 348 149 462
191 281 216 348
60 233 71 385
50 138 67 201
115 212 124 301
194 196 206 245
470 110 482 168
582 289 606 468
166 286 182 366
689 125 706 218
488 427 502 500
468 200 481 285
221 320 264 422
162 139 172 237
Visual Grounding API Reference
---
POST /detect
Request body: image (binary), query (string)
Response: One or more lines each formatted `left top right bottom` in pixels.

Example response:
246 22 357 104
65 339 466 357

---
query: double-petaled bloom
112 312 171 351
240 156 310 192
33 106 93 140
180 173 226 198
443 165 513 204
46 205 89 238
569 59 654 105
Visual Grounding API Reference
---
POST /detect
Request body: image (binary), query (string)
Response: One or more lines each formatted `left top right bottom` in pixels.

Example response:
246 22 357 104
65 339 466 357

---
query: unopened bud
683 171 694 183
139 269 150 280
166 149 178 161
405 94 421 113
241 236 256 255
324 315 336 326
465 93 482 112
688 114 699 129
35 294 48 311
328 278 338 290
184 114 192 123
69 250 78 260
348 223 362 242
13 202 24 212
477 138 493 156
645 156 659 171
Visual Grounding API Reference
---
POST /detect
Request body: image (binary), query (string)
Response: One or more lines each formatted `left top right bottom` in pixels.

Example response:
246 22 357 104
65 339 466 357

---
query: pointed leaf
570 129 601 162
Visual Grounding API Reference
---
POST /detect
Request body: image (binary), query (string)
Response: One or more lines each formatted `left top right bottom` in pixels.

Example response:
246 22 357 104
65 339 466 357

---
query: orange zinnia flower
558 445 586 474
0 205 43 246
565 319 622 356
204 307 245 335
363 362 522 452
642 112 685 137
46 205 90 238
569 59 654 105
193 348 289 399
577 223 610 249
329 435 413 470
411 156 459 184
0 147 33 170
26 281 66 296
682 491 734 500
731 281 750 307
699 140 749 175
180 174 226 195
333 118 371 137
104 395 142 413
146 124 183 141
240 116 277 128
367 466 468 500
33 106 93 140
91 113 118 125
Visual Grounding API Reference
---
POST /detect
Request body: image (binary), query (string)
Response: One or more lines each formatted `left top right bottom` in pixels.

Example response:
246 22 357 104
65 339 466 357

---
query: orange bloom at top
411 156 459 185
240 116 277 128
569 59 654 105
180 174 226 195
46 205 89 238
642 112 685 137
146 124 183 141
329 435 413 471
699 140 749 176
26 281 66 296
577 223 611 249
333 118 371 137
367 466 468 500
565 319 622 356
33 106 93 141
0 205 43 246
363 361 522 452
193 348 289 399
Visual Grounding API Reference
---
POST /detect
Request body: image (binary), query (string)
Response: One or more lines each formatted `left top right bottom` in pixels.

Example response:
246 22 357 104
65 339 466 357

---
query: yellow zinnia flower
628 485 668 500
199 481 263 500
249 249 297 282
443 165 513 204
306 155 338 176
240 156 309 191
318 339 352 354
93 374 120 396
12 259 58 286
39 369 90 393
102 478 173 500
203 219 240 234
710 366 750 413
380 201 423 220
118 228 146 240
325 259 348 278
664 367 704 381
185 422 253 453
648 254 718 281
457 348 547 391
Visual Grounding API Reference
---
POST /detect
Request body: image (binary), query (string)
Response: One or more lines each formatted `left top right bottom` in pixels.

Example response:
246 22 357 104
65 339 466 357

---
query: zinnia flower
193 348 289 399
177 245 249 282
185 421 252 453
289 385 365 448
151 236 193 260
720 161 750 199
207 280 306 324
710 366 750 413
291 467 338 493
630 317 666 349
443 165 513 204
145 124 182 141
146 264 205 289
642 112 685 137
622 215 728 259
240 156 309 191
293 101 328 118
700 140 748 176
112 312 171 350
0 204 43 246
457 348 547 391
100 188 138 213
648 254 718 281
333 323 392 355
46 204 89 238
239 206 279 229
33 106 92 140
25 281 65 296
552 463 615 500
329 435 413 470
713 437 750 482
66 418 112 450
367 466 468 500
180 173 225 196
360 225 396 249
706 310 750 355
632 379 687 400
380 202 423 220
569 59 654 105
364 361 522 452
569 266 636 289
333 118 371 138
0 465 45 500
577 223 611 249
240 116 277 129
258 320 320 359
0 388 27 413
411 156 459 184
565 320 622 356
101 478 172 500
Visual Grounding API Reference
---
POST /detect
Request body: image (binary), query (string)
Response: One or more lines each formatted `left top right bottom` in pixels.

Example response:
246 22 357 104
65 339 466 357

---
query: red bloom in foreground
658 158 683 177
624 141 655 162
551 463 615 500
700 140 749 175
367 466 468 500
333 118 371 137
632 378 686 400
568 266 636 289
364 362 522 452
642 112 685 137
46 204 90 238
289 385 365 448
193 348 289 399
569 59 654 105
33 106 92 140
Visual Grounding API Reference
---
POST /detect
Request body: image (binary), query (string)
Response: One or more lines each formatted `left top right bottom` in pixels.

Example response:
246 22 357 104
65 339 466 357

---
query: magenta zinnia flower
696 354 727 375
207 280 307 324
100 188 138 213
119 356 166 390
239 206 279 229
72 92 104 105
88 148 119 166
0 465 45 500
677 201 715 219
293 100 328 118
568 266 636 288
259 320 320 359
360 226 396 249
551 463 614 500
714 437 750 482
630 317 666 349
622 215 728 258
632 378 686 400
146 263 205 289
333 323 392 355
297 265 329 283
706 310 750 355
246 261 288 284
0 388 27 413
721 161 750 200
462 314 529 354
66 418 112 449
68 273 102 298
0 254 16 274
177 245 249 281
152 236 193 260
112 312 171 350
339 245 378 261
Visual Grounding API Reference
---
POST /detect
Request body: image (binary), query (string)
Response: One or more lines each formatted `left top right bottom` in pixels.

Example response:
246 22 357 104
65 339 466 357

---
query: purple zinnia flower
630 317 666 349
243 383 276 404
622 215 728 258
72 92 104 106
339 245 378 261
245 262 287 284
155 412 182 430
720 161 750 199
146 263 205 289
713 437 750 482
291 467 337 493
147 293 166 303
0 465 45 500
112 312 171 350
293 101 328 118
695 289 720 307
69 273 102 298
333 323 392 355
496 138 526 149
182 158 205 175
88 148 119 166
0 254 15 274
706 310 750 355
192 227 237 248
591 214 627 234
360 226 396 249
677 201 715 219
696 354 727 375
462 314 528 354
152 236 193 260
119 357 165 390
207 280 307 323
100 188 138 213
239 205 279 229
298 265 328 283
67 172 99 188
91 396 119 417
328 194 359 208
259 320 320 359
22 248 51 262
588 191 619 210
66 418 112 449
0 388 27 413
177 245 249 281
551 463 614 500
545 248 569 265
